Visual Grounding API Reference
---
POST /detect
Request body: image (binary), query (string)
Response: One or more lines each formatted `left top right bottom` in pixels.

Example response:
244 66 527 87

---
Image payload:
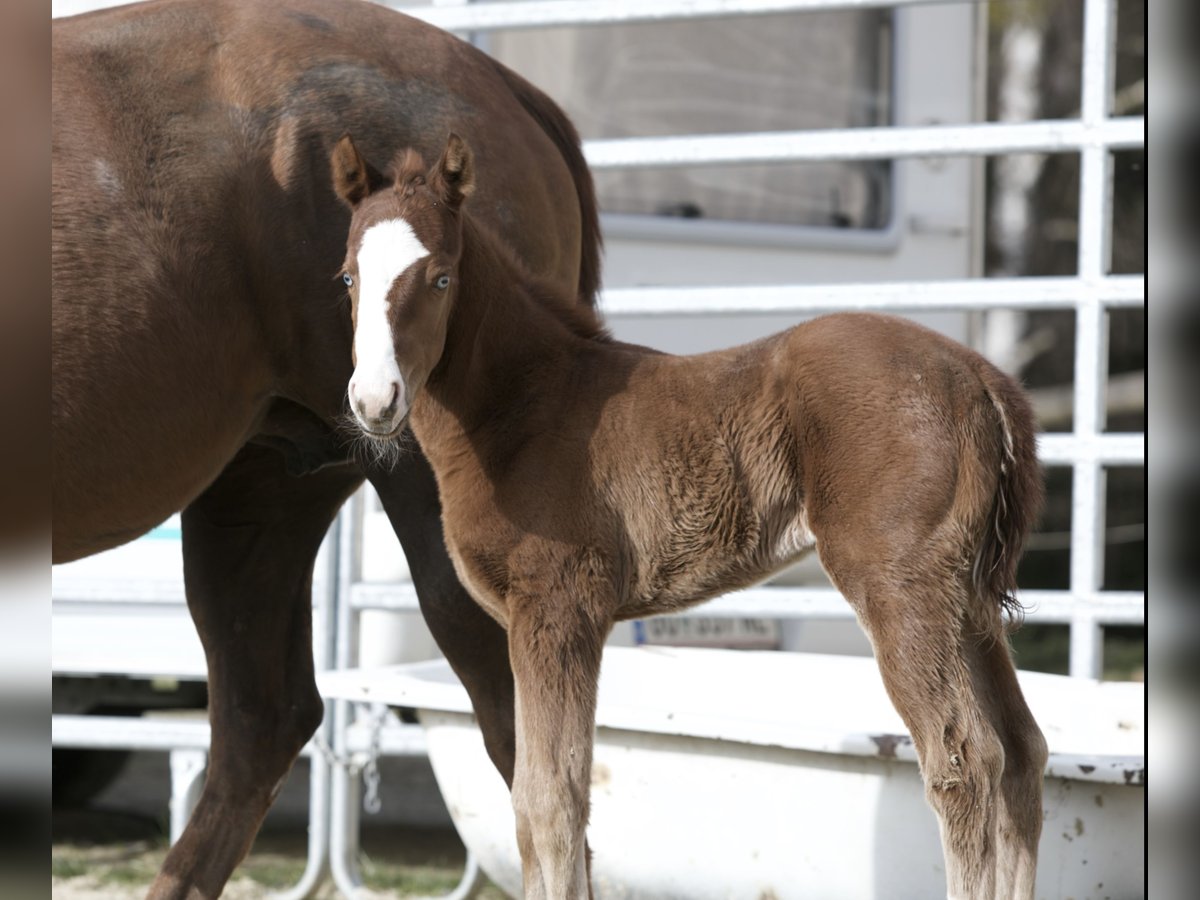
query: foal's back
570 313 1034 622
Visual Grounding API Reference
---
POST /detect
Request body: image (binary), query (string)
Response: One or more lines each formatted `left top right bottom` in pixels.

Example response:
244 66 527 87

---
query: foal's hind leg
818 519 1035 899
850 578 1011 898
148 446 361 900
972 635 1048 897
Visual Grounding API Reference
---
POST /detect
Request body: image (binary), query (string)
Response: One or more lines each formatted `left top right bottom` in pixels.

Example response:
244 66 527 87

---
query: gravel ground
52 751 508 899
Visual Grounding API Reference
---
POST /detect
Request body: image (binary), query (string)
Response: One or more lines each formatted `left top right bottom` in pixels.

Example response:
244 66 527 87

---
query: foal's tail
974 365 1044 626
486 57 604 308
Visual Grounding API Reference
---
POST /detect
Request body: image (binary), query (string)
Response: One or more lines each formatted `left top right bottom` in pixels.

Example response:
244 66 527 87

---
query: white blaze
352 218 429 422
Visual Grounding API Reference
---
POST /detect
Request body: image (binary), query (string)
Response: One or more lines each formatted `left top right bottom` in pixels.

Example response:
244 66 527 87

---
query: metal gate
52 0 1145 896
372 0 1145 679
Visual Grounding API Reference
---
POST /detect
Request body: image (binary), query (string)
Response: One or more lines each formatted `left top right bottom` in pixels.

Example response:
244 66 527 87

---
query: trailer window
484 10 895 231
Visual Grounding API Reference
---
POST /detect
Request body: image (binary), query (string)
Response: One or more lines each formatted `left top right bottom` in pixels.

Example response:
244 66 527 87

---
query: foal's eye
435 275 451 290
342 272 354 288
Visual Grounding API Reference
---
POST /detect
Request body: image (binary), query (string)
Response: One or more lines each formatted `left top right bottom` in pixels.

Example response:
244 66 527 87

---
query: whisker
334 409 417 472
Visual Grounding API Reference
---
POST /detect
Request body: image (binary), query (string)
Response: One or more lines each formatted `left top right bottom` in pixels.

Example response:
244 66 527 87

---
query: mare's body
52 2 600 895
337 138 1049 900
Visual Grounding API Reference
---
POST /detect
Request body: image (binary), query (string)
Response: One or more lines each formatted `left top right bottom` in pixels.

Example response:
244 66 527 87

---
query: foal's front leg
507 599 607 900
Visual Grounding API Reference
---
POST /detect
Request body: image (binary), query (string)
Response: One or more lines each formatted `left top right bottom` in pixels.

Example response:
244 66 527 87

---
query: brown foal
333 133 1048 900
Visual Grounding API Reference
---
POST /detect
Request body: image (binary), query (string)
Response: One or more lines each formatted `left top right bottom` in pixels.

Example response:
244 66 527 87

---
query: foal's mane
507 258 612 344
388 147 610 345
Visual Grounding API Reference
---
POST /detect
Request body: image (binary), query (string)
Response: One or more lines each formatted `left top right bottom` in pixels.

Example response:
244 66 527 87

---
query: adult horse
52 0 600 895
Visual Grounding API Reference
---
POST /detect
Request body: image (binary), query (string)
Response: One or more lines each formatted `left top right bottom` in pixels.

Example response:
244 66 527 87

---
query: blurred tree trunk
985 0 1144 604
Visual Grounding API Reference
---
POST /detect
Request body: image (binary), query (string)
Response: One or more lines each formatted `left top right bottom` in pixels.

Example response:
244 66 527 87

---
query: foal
333 133 1048 900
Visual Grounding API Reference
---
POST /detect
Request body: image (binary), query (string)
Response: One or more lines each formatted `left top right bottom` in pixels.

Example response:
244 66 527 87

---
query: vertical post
168 749 207 846
1070 0 1116 678
330 491 367 895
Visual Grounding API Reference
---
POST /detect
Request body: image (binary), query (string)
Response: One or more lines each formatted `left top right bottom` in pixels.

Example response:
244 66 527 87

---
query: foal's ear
330 134 383 207
433 132 475 209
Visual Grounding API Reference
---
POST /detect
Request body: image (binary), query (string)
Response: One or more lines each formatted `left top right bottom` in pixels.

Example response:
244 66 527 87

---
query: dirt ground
52 752 508 899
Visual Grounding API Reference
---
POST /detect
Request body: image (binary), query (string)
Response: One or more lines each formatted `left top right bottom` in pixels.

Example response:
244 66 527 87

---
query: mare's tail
974 365 1044 625
486 57 603 308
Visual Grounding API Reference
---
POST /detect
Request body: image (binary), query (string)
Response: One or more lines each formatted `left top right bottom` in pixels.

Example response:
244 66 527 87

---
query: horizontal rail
583 118 1144 169
1037 433 1143 466
52 579 186 605
53 715 214 752
402 0 967 32
349 583 1144 625
343 720 429 757
600 275 1143 316
48 0 971 25
51 713 430 758
693 588 1145 625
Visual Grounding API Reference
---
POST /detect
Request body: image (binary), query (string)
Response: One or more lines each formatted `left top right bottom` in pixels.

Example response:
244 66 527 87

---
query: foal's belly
618 511 818 621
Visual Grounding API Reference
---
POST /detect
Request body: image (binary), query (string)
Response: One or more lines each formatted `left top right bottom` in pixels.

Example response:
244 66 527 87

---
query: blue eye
435 275 450 290
342 272 354 288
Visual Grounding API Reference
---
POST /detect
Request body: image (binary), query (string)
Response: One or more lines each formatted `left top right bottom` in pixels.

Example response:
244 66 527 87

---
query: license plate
633 617 780 650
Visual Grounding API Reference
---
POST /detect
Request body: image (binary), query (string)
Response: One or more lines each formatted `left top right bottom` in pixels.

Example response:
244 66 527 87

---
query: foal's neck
418 215 605 434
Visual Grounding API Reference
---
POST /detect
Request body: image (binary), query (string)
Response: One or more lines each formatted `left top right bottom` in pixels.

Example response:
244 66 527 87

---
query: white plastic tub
320 647 1144 899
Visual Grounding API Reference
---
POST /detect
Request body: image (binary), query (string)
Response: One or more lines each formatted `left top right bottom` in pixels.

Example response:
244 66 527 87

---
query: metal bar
1068 0 1119 680
49 715 331 757
330 497 367 898
349 581 1143 625
1036 433 1144 466
169 750 207 846
400 0 970 32
343 720 430 757
52 580 186 604
676 589 1144 624
52 715 212 751
599 275 1143 317
1069 613 1105 681
49 0 969 24
583 118 1143 170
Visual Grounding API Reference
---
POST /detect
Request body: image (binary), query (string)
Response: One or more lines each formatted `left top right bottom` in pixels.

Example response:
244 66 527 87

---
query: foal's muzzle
348 377 407 437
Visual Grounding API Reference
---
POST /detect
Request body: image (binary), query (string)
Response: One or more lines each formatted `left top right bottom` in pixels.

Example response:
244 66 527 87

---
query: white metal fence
52 0 1144 895
340 0 1146 681
332 1 1145 894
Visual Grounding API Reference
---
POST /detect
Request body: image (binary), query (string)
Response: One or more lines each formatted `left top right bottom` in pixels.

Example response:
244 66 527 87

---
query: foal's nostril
349 379 401 426
383 382 400 416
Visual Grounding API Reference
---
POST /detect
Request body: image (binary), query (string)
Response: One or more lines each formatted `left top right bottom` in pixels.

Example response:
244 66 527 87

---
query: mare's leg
818 526 1043 900
148 445 361 900
506 599 606 900
368 453 517 786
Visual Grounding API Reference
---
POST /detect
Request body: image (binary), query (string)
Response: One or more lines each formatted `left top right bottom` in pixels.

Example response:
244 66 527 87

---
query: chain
309 730 340 768
306 703 388 814
359 703 388 815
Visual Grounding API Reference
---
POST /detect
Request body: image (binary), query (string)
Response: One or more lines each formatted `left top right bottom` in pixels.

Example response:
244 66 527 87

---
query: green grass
52 826 511 898
237 854 309 889
361 856 508 897
50 857 90 880
1009 623 1145 680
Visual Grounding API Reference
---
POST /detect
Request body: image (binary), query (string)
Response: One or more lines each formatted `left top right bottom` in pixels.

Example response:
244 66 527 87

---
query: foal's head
331 133 474 439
